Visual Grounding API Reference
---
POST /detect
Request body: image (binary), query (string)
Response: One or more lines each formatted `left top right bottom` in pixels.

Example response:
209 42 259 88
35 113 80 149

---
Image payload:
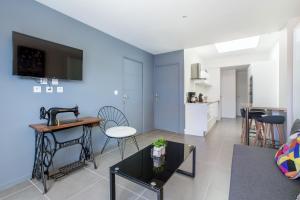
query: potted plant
152 138 167 157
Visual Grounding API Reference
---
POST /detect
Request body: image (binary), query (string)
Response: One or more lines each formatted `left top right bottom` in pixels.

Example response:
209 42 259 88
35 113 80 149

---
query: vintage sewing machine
40 106 80 126
31 106 99 193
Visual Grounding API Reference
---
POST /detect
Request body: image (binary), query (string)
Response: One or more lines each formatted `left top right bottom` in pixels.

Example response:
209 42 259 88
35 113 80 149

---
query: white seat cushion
105 126 137 138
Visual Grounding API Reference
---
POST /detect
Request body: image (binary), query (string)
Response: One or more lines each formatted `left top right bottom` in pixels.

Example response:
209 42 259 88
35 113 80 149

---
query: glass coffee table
110 141 196 200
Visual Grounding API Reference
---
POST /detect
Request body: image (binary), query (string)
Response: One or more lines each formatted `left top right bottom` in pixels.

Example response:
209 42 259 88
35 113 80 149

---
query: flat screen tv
13 32 83 80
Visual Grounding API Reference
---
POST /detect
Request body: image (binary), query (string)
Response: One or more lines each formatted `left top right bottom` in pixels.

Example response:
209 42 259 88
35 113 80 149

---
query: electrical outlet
46 86 53 93
40 78 48 85
52 79 59 85
57 86 63 93
33 86 41 93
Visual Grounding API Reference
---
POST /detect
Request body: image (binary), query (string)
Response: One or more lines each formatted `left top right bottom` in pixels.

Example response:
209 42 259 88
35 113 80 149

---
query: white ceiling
36 0 300 54
192 31 280 60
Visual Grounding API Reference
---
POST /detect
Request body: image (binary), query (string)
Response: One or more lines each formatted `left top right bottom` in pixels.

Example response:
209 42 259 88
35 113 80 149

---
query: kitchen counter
185 101 220 136
186 100 220 105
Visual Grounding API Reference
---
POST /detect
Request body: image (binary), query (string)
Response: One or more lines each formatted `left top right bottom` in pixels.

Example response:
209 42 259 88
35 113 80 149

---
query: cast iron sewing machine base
30 117 100 193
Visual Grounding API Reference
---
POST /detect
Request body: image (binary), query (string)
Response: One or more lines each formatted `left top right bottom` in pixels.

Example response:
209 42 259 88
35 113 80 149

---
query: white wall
270 42 280 106
204 52 271 68
205 68 221 101
279 29 288 108
184 49 220 101
248 61 279 107
221 69 236 118
293 24 300 120
287 18 300 133
184 49 203 97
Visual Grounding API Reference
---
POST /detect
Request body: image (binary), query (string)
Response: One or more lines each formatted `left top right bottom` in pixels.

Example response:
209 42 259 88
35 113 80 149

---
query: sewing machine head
40 106 80 126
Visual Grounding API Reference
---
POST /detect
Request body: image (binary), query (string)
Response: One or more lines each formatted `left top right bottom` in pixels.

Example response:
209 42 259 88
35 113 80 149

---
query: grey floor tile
32 168 100 200
69 178 138 200
142 173 209 200
0 181 32 199
1 186 47 200
204 186 228 200
115 176 146 196
88 151 123 178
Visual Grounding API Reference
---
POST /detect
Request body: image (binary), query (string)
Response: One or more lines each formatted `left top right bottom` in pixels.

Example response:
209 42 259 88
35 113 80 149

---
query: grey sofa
229 144 300 200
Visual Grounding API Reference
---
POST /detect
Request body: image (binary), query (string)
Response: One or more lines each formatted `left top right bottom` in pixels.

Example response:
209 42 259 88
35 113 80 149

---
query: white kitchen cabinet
184 101 220 136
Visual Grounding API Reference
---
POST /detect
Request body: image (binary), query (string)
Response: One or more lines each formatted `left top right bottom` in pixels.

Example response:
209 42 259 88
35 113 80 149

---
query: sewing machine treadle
29 117 101 193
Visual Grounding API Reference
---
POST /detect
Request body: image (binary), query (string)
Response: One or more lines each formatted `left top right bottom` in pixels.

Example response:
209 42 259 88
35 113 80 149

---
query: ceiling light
215 36 260 53
182 16 188 19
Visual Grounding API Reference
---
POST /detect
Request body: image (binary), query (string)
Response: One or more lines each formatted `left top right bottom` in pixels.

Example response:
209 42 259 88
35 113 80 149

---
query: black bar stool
240 108 265 144
256 115 285 148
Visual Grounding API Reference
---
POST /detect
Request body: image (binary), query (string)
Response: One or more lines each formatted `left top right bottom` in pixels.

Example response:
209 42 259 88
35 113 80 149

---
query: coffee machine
187 92 196 103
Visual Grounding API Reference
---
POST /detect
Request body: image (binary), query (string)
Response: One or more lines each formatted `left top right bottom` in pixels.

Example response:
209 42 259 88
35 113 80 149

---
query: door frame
235 69 248 117
154 63 181 133
122 56 144 133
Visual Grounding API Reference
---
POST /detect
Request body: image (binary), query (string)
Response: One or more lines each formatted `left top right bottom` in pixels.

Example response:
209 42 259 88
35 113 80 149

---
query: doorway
122 57 143 133
221 69 236 118
154 63 180 133
221 66 249 119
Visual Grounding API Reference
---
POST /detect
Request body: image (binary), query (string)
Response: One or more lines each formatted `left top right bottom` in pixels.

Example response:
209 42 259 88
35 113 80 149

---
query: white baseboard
184 129 205 136
0 173 31 192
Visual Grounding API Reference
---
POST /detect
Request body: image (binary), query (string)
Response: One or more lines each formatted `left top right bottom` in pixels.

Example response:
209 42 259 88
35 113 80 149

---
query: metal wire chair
97 106 139 159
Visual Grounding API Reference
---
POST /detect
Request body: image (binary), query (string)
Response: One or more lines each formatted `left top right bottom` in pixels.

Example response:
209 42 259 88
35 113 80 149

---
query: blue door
122 58 143 133
154 64 180 133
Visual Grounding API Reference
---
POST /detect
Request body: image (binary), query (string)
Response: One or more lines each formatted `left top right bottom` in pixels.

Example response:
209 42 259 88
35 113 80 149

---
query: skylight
215 36 260 53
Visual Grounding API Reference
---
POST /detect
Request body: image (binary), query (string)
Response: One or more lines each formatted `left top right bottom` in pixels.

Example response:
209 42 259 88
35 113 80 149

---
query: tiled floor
0 118 241 200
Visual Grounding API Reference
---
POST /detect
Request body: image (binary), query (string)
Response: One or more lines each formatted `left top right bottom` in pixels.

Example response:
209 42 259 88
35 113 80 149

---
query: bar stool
240 108 265 144
256 115 285 148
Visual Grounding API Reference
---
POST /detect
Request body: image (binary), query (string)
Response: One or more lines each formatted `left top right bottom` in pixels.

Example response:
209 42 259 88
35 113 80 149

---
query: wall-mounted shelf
193 79 211 87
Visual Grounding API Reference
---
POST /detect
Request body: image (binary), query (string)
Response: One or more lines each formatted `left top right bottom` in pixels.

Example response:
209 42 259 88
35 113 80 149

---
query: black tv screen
13 32 83 80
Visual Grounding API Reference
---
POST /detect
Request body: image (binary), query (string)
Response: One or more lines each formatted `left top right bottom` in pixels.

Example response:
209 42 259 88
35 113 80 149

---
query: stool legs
262 123 268 147
241 119 264 145
241 118 245 144
240 116 286 147
269 124 275 147
254 120 261 145
241 118 252 144
275 124 285 146
259 123 285 148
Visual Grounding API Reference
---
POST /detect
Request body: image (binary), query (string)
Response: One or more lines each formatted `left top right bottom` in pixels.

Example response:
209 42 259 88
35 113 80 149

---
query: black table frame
31 125 97 193
109 146 196 200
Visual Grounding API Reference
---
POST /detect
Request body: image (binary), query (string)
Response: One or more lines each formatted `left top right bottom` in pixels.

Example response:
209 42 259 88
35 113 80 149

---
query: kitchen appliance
187 92 196 103
191 63 208 80
40 106 80 126
198 93 203 102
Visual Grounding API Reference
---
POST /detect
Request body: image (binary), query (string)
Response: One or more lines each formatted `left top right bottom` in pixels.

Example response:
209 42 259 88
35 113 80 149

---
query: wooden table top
29 117 101 133
241 103 287 112
250 106 287 112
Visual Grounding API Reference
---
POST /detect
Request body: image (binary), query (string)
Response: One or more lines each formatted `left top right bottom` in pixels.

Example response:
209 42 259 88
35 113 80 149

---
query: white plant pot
153 146 166 157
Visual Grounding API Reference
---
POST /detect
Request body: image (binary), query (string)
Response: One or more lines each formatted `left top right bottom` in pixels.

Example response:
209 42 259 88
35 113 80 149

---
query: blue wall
0 0 154 189
154 51 185 133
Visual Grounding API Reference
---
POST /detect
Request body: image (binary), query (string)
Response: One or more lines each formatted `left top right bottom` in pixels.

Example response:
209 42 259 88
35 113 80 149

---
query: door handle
155 93 159 102
122 94 128 104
